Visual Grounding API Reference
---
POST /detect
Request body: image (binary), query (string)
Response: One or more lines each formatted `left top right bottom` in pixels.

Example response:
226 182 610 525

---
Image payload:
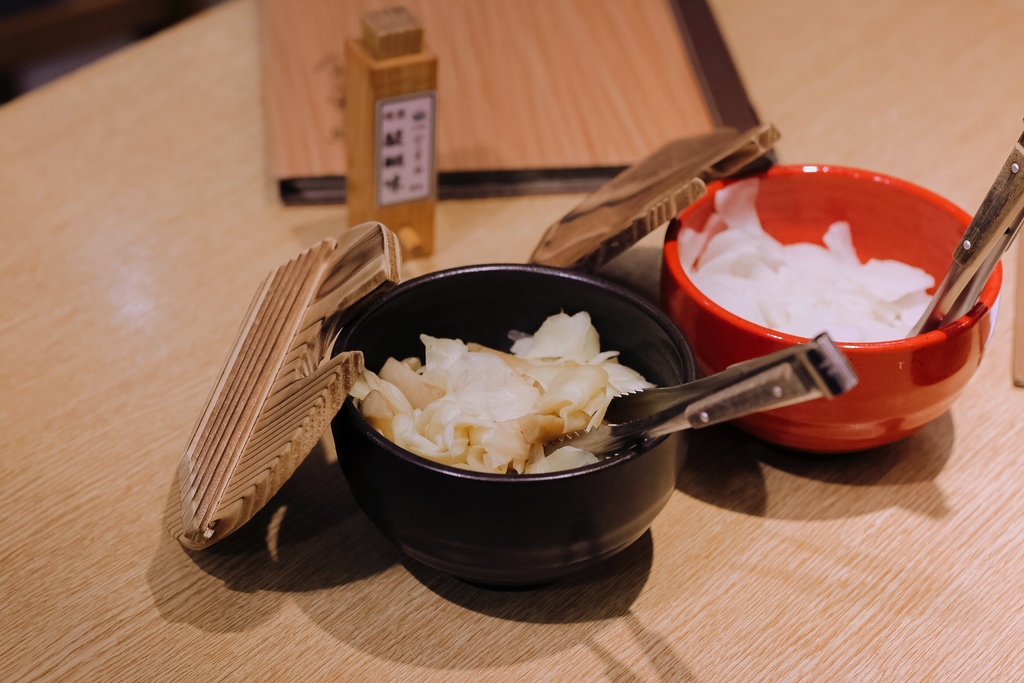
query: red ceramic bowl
662 164 1001 453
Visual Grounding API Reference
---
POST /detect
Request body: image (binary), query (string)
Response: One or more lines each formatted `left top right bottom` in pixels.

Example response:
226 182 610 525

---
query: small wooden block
361 6 423 59
345 24 437 257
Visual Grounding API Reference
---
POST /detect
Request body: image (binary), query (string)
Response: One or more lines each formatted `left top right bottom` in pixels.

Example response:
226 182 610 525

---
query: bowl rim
663 163 1003 353
334 262 696 483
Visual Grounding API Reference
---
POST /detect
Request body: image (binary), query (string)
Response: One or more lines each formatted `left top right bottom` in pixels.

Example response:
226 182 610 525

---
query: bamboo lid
167 222 401 549
529 122 779 271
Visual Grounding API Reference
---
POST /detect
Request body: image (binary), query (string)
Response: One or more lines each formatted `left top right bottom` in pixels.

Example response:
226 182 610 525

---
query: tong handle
555 334 857 457
646 333 856 438
952 133 1024 269
910 127 1024 334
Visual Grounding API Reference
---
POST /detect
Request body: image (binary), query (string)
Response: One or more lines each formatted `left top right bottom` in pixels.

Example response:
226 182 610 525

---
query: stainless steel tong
548 333 858 458
909 126 1024 336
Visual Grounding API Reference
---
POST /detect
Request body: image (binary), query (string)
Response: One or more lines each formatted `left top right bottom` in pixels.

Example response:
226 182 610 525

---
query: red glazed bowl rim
663 164 1003 354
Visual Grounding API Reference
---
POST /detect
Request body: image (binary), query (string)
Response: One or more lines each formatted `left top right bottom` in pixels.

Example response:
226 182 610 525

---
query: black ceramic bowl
331 264 696 585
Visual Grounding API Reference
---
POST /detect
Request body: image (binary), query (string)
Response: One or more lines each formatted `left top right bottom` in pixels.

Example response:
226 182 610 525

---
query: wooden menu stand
345 6 437 257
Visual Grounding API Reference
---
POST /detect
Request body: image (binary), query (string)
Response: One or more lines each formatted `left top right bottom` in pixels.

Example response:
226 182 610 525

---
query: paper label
375 92 436 206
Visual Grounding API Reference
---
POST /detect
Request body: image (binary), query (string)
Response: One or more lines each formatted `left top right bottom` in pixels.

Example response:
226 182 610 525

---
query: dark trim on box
280 167 631 205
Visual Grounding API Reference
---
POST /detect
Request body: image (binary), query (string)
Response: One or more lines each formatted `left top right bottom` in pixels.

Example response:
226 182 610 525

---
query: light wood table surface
5 1 1024 680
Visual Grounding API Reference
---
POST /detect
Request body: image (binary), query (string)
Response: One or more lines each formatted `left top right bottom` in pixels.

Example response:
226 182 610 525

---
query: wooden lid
167 222 401 549
529 123 779 272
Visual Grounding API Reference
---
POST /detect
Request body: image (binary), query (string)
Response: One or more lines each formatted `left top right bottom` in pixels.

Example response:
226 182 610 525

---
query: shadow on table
676 412 955 519
290 534 697 676
147 437 401 631
147 435 670 670
403 531 652 623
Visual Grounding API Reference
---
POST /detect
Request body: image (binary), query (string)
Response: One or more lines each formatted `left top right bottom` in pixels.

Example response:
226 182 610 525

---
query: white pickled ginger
351 311 654 475
677 178 934 342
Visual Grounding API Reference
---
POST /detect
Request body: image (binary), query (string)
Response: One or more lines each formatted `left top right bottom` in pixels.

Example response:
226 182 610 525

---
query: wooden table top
5 0 1024 680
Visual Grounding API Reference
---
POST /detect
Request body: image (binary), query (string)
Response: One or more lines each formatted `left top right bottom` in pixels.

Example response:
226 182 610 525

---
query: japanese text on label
375 92 436 206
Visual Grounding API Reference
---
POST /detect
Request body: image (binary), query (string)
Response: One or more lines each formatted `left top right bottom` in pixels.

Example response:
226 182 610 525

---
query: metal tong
908 126 1024 336
548 333 858 458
